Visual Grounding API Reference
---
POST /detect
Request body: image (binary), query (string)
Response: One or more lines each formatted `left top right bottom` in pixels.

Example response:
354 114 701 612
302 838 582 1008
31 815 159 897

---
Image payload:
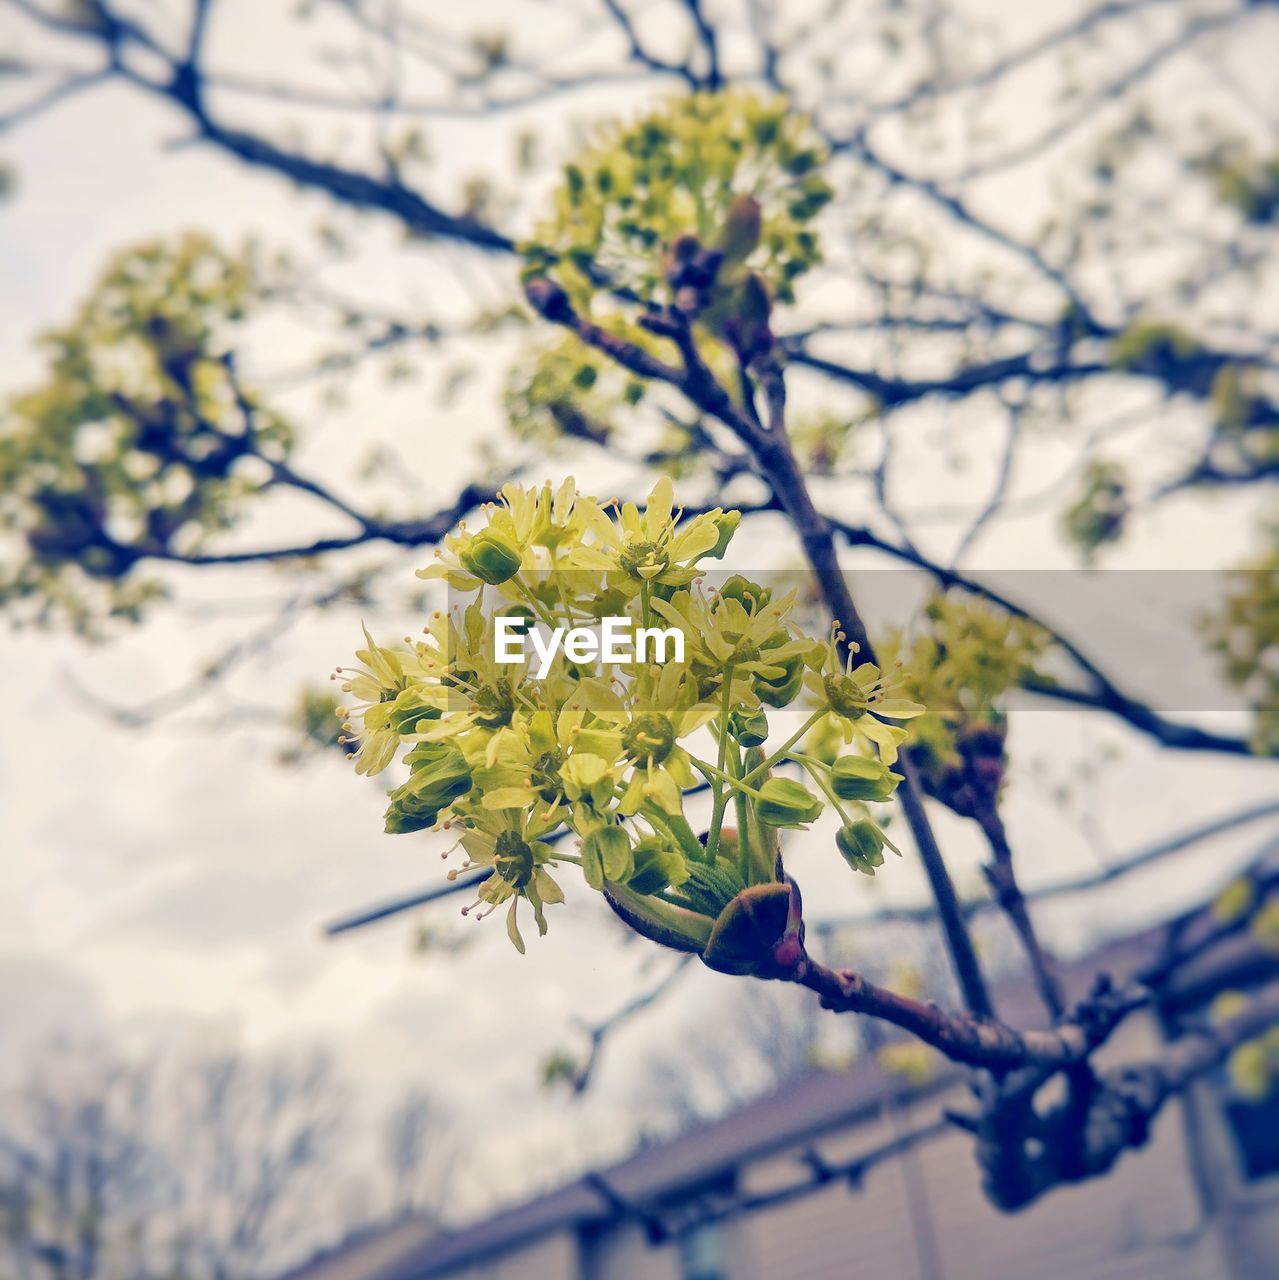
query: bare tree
381 1088 455 1218
0 1038 393 1280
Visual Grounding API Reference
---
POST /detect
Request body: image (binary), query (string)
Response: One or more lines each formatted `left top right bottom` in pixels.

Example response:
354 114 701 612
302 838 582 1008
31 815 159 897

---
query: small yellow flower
566 476 728 593
805 635 924 766
334 625 418 776
452 812 566 954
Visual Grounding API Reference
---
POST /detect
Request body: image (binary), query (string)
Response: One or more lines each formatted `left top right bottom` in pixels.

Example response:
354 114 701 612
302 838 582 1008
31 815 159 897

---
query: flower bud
389 687 442 735
702 877 805 978
403 744 471 796
755 641 805 708
383 804 434 836
459 529 522 585
706 510 741 560
384 743 472 834
627 838 689 896
582 825 633 890
837 820 886 875
718 574 771 615
830 756 901 803
729 707 769 748
560 753 615 809
500 605 537 636
756 777 822 828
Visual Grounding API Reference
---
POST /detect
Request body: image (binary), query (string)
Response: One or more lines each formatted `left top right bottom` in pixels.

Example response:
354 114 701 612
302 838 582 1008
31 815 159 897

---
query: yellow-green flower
335 625 421 776
575 663 716 815
805 638 924 765
407 604 532 744
472 705 622 819
648 580 812 710
566 477 727 594
452 811 566 953
419 479 593 591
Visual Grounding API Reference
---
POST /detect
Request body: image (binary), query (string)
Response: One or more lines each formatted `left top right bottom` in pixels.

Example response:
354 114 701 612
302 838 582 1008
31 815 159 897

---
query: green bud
830 756 901 803
383 806 437 835
729 706 769 748
755 642 805 708
388 687 441 735
715 195 762 265
837 820 886 875
719 574 771 614
399 743 472 810
707 511 741 560
500 605 537 636
582 825 633 890
756 777 822 828
459 529 522 585
383 744 471 833
627 837 689 896
560 754 615 809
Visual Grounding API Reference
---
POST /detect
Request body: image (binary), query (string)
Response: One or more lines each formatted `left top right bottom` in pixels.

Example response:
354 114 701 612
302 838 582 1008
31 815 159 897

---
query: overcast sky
2 0 1277 1224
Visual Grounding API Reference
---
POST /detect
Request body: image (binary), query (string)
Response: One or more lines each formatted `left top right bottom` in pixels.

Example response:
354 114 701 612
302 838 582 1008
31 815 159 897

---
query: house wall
580 1220 682 1280
430 1229 579 1280
733 1015 1247 1280
427 1016 1279 1280
1180 1077 1279 1279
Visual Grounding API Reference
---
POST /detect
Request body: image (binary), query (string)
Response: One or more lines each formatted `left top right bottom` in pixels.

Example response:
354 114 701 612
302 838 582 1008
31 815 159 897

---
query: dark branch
794 961 1147 1073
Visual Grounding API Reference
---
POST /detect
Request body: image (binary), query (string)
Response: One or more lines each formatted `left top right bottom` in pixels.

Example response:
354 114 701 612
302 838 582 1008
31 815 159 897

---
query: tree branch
977 807 1066 1019
794 963 1147 1073
525 280 996 1019
972 982 1279 1210
599 0 700 88
6 0 515 251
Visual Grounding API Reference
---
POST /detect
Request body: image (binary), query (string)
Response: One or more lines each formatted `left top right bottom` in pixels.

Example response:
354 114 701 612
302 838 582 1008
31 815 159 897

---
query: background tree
0 1036 456 1279
1 0 1276 1219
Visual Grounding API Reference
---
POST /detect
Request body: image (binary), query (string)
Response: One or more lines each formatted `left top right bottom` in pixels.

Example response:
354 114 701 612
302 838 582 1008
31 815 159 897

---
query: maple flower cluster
335 478 922 959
